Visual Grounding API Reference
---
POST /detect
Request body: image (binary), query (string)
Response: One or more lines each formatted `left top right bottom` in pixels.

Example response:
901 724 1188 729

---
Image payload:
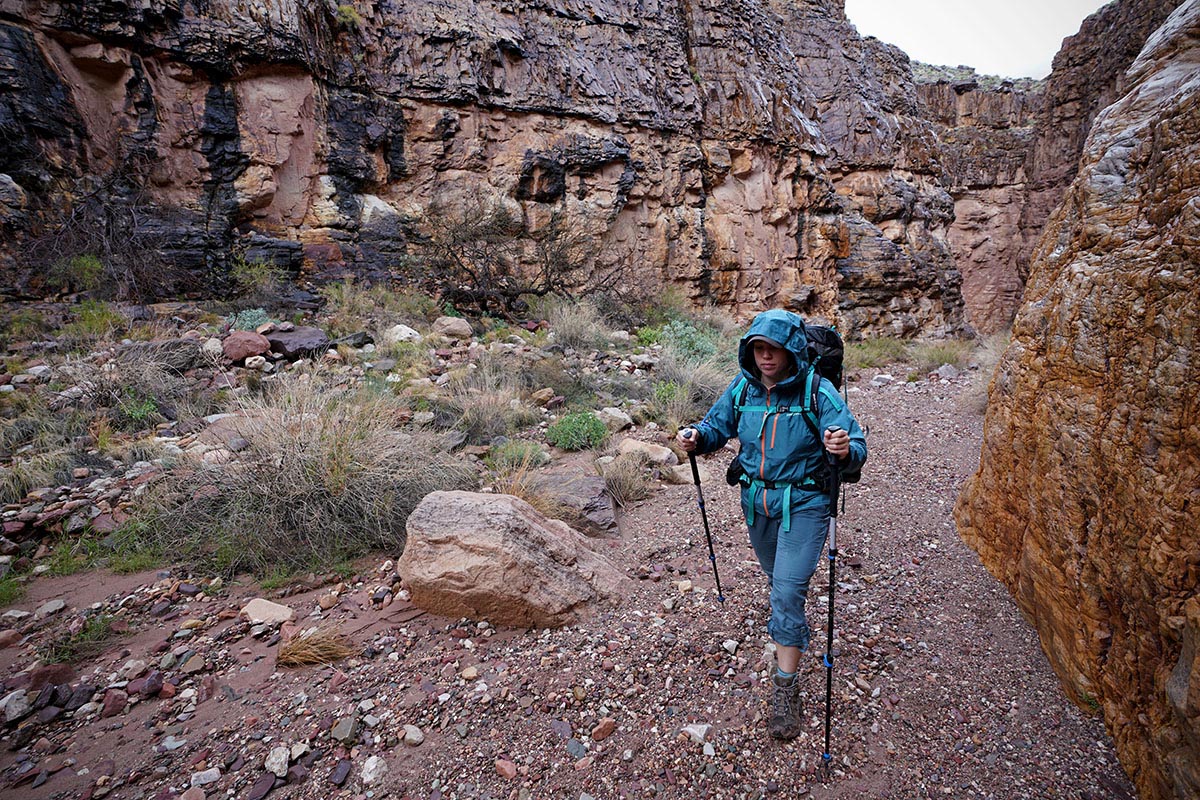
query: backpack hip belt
740 473 829 532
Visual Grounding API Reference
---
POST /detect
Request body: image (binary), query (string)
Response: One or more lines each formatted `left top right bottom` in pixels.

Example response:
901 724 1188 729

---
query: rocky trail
0 368 1135 800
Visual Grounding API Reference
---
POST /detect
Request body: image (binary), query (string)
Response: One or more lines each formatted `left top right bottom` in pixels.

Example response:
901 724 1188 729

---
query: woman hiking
676 309 867 740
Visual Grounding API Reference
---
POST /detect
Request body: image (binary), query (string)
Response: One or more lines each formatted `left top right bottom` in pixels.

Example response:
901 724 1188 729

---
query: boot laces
772 680 798 719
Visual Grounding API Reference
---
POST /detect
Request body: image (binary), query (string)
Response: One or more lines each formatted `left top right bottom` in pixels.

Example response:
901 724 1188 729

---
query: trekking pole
682 430 725 604
822 426 844 771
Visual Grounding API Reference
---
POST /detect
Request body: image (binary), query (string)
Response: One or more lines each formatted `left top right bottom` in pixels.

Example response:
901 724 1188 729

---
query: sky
843 0 1112 79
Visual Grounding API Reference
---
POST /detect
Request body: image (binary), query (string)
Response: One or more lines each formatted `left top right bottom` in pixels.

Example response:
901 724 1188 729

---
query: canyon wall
954 2 1200 798
0 0 972 335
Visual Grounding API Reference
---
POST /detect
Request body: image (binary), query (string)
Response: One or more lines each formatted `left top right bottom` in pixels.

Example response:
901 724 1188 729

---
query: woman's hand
676 428 698 452
823 427 850 459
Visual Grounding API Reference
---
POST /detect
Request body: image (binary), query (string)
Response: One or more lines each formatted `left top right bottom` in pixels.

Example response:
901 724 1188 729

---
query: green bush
335 3 363 28
227 307 272 331
3 308 49 343
659 320 718 362
546 412 608 451
59 299 125 348
48 254 105 294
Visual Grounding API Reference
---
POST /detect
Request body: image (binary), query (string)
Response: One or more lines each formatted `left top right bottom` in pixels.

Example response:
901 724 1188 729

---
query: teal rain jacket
689 310 868 530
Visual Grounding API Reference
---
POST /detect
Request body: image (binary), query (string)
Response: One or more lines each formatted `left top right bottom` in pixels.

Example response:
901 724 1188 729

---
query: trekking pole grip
824 426 843 520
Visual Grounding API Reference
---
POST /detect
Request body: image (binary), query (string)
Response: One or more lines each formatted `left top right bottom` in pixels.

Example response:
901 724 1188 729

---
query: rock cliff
0 0 970 336
917 75 1041 333
955 2 1200 798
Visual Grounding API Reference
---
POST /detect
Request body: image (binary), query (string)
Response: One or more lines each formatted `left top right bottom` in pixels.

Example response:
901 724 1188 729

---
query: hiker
676 309 867 740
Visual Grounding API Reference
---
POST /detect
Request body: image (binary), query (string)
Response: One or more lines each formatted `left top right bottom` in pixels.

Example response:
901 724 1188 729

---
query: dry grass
544 298 612 351
444 355 541 444
910 339 975 375
489 451 568 520
129 372 476 576
597 451 653 508
960 330 1012 415
277 625 356 667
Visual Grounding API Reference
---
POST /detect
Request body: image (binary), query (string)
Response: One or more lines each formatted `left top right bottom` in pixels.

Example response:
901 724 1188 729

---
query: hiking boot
768 674 804 740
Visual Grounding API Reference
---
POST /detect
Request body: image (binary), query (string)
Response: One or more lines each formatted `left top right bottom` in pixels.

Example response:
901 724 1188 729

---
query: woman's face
753 340 791 383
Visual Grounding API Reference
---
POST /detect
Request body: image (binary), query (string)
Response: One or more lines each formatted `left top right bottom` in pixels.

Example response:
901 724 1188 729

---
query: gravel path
0 367 1136 800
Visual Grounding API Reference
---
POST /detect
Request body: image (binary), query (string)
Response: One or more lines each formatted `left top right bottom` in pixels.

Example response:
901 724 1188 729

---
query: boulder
239 598 295 625
223 331 271 362
398 491 629 627
597 407 633 431
265 327 330 359
432 316 473 339
528 473 618 537
382 324 423 345
617 438 678 466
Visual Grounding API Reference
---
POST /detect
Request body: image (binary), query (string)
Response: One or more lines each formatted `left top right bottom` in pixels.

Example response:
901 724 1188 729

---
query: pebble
190 767 220 787
265 745 290 777
360 755 387 785
402 724 425 746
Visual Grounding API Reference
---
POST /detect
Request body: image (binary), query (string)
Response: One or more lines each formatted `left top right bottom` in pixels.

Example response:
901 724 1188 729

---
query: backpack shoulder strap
731 376 749 425
801 367 821 440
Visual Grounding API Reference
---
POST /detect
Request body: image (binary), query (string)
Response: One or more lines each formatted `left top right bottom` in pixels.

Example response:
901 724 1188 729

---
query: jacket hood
738 310 808 387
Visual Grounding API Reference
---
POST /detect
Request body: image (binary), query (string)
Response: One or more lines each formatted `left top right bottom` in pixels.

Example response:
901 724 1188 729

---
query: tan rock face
955 5 1200 798
398 491 630 628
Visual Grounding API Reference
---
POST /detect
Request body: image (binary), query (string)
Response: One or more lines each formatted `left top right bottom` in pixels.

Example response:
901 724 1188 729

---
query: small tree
23 149 195 302
400 194 626 319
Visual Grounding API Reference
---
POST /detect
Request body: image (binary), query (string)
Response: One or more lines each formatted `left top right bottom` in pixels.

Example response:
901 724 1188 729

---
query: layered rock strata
1018 0 1187 285
0 0 969 336
955 3 1200 798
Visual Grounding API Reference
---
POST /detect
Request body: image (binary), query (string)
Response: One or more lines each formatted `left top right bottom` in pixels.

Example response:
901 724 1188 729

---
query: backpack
804 324 845 389
724 324 861 487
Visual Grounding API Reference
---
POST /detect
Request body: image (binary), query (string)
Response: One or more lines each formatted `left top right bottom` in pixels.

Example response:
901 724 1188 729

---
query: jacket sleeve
816 378 867 473
690 377 742 456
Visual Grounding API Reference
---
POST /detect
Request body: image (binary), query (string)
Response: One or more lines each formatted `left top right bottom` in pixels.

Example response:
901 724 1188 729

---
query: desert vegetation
1 270 1000 600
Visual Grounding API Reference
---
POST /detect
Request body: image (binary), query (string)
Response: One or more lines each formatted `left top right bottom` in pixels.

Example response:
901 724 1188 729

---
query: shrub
524 355 598 409
3 308 50 343
59 299 126 348
0 452 73 505
321 280 439 336
444 356 542 444
227 307 272 331
658 320 718 362
399 193 627 319
546 299 611 351
278 625 356 666
39 613 121 664
546 412 608 451
598 451 653 508
229 255 287 308
335 4 362 28
960 330 1012 415
488 455 567 521
125 375 477 576
23 148 197 302
651 346 736 430
486 439 550 472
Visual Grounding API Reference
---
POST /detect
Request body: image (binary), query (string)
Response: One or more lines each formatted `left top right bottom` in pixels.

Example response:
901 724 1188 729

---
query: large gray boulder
398 491 629 628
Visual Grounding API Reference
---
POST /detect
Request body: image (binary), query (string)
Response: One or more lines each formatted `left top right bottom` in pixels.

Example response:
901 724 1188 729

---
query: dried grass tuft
277 625 356 667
